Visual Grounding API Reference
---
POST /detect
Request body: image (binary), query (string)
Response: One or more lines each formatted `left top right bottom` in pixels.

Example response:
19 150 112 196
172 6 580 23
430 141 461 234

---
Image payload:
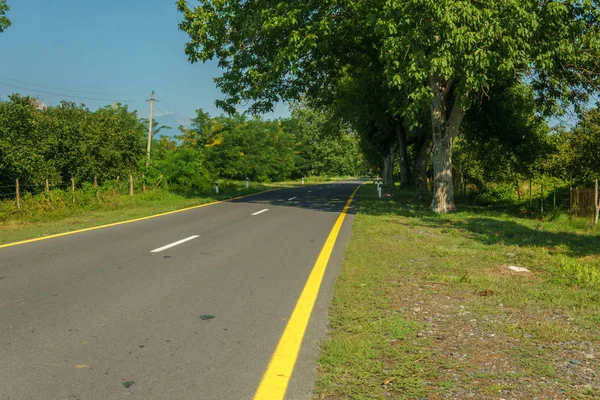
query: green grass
0 181 274 245
316 185 600 399
0 176 356 245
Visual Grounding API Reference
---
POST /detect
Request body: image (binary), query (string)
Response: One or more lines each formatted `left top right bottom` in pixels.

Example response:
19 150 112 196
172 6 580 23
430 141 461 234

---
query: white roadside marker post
245 177 249 189
215 182 219 194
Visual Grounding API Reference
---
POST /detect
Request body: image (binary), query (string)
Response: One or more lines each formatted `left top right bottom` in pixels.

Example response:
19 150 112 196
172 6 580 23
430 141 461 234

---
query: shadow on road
229 180 367 215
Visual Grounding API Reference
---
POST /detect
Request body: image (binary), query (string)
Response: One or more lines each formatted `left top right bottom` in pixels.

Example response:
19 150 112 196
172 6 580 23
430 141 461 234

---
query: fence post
114 176 120 196
529 178 532 212
553 183 556 210
129 175 134 196
71 177 75 203
595 180 599 225
45 178 50 205
142 174 146 193
93 175 97 187
541 183 544 216
16 178 20 210
516 179 520 201
569 186 573 223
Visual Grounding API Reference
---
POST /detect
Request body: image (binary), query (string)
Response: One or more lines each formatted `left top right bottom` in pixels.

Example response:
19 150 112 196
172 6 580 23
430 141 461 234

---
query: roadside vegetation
0 176 358 245
316 185 600 399
0 94 367 244
0 181 273 245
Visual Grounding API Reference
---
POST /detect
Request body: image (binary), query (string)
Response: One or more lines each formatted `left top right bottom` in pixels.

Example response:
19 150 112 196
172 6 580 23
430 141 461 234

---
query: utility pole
146 91 155 169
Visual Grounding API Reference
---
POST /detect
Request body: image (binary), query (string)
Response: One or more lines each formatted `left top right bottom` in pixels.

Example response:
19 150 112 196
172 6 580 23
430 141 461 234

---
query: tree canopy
177 0 600 212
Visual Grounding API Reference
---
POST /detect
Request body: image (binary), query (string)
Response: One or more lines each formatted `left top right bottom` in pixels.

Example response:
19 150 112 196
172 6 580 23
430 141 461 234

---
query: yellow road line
253 183 363 400
0 189 278 250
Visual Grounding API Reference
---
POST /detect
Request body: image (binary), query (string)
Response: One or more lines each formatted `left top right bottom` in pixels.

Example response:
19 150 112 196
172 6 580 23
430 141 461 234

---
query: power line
155 94 191 125
0 82 141 102
153 103 172 116
0 75 144 96
155 94 178 113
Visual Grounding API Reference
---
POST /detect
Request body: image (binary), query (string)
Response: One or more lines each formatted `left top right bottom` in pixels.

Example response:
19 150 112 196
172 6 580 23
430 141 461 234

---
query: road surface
0 181 362 400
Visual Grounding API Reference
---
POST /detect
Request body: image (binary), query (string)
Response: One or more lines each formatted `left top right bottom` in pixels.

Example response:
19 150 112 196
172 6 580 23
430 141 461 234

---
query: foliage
453 82 552 188
177 0 600 212
0 95 146 189
545 109 600 184
150 146 214 192
287 104 367 178
0 0 10 33
0 92 361 199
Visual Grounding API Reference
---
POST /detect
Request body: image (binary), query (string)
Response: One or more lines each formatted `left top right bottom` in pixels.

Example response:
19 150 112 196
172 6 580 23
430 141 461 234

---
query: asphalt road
0 181 362 400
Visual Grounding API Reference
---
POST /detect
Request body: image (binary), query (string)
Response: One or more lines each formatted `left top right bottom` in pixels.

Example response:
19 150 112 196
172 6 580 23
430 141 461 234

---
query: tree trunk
382 144 395 189
413 129 432 202
429 75 467 213
396 122 410 188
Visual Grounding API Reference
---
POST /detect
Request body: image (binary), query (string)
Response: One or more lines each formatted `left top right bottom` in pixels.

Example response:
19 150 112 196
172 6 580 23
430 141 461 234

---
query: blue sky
0 0 290 126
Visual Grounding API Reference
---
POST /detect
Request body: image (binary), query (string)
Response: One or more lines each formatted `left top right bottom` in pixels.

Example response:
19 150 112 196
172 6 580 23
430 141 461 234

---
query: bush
480 183 518 203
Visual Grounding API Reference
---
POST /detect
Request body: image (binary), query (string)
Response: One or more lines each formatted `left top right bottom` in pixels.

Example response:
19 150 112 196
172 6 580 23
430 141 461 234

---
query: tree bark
429 75 467 213
413 129 432 201
396 122 410 188
382 143 396 189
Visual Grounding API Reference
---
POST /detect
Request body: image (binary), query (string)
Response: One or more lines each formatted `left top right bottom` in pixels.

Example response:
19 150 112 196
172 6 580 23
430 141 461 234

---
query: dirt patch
385 282 600 399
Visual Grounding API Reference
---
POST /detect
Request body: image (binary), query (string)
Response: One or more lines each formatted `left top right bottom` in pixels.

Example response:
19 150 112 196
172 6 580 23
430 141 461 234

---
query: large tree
177 0 600 212
379 0 600 211
0 0 10 33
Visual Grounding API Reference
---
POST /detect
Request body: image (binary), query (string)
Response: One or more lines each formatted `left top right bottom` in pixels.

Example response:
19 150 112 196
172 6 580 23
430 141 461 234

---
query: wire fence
0 175 159 211
570 186 599 222
452 175 600 224
519 180 600 224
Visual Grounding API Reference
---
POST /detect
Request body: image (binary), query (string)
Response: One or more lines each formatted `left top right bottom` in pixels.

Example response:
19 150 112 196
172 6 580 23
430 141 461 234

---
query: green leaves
379 0 541 110
0 0 11 33
0 96 146 188
548 108 600 184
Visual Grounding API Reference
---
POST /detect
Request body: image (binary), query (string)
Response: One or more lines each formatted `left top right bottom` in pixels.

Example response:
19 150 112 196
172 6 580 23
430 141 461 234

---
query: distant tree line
0 94 366 194
148 104 366 192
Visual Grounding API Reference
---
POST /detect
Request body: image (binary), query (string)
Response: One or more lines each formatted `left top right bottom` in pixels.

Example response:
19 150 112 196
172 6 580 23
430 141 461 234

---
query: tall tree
379 0 600 211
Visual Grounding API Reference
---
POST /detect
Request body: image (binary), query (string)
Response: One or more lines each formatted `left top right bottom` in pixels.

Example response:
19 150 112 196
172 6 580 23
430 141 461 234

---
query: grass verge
0 177 356 245
315 185 600 399
0 182 274 245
